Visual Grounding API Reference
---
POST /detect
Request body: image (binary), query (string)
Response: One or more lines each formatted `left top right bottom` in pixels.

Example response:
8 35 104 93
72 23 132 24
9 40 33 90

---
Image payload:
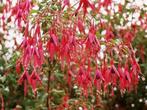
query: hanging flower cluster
2 0 145 97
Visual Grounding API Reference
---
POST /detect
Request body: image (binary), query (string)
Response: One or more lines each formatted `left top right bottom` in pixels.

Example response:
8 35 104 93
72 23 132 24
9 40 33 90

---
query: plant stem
0 94 4 110
47 70 51 110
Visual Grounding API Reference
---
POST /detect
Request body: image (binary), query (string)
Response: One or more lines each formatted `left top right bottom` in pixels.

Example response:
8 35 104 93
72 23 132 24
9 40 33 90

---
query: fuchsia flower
47 28 59 61
1 14 6 31
2 0 143 98
75 0 95 16
1 0 11 31
85 24 100 55
18 70 30 96
62 95 69 108
34 47 42 68
16 22 44 95
124 31 135 43
94 69 105 90
16 60 21 74
95 0 112 12
47 41 56 61
59 28 77 69
67 70 73 87
62 0 70 9
77 17 85 33
75 64 93 96
95 69 105 81
110 65 120 77
105 27 114 41
102 0 112 7
30 70 42 96
11 0 33 28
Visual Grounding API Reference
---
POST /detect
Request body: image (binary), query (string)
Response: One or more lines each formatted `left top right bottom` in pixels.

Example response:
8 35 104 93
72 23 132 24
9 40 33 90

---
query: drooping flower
105 27 114 41
47 28 59 61
11 0 33 28
85 24 100 55
94 69 105 90
62 0 70 9
1 0 143 98
77 17 85 33
18 70 30 96
75 0 95 16
30 70 42 96
16 60 21 74
67 70 72 86
102 0 112 7
123 31 135 43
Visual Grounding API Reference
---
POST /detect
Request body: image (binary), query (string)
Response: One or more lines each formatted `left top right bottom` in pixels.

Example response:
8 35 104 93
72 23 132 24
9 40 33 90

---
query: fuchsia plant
1 0 147 109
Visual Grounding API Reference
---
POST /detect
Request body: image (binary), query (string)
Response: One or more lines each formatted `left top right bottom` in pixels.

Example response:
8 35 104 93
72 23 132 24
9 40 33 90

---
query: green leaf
30 9 39 14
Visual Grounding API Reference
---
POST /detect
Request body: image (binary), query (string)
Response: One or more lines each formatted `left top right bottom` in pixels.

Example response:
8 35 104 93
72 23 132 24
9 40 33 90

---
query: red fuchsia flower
118 64 126 91
105 27 114 41
83 65 93 96
30 70 42 96
33 24 44 68
22 37 35 67
37 42 44 65
18 70 30 96
110 59 120 77
47 28 58 61
118 57 140 92
124 66 131 83
75 65 92 96
101 59 120 92
67 70 72 87
123 65 133 91
95 69 105 81
123 31 135 44
20 23 44 68
33 47 43 68
62 95 69 108
101 59 109 92
11 0 33 28
49 29 58 47
22 44 31 67
109 65 120 87
102 0 112 7
62 0 70 10
129 56 141 89
2 0 144 99
47 40 57 61
118 4 123 12
75 0 95 16
77 66 85 87
1 0 11 24
59 29 77 69
110 65 120 78
88 25 97 44
56 95 69 110
136 45 145 62
16 60 21 74
1 14 6 31
77 17 85 34
94 69 105 91
95 0 112 12
132 58 141 74
16 23 44 95
34 23 41 40
85 24 100 55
